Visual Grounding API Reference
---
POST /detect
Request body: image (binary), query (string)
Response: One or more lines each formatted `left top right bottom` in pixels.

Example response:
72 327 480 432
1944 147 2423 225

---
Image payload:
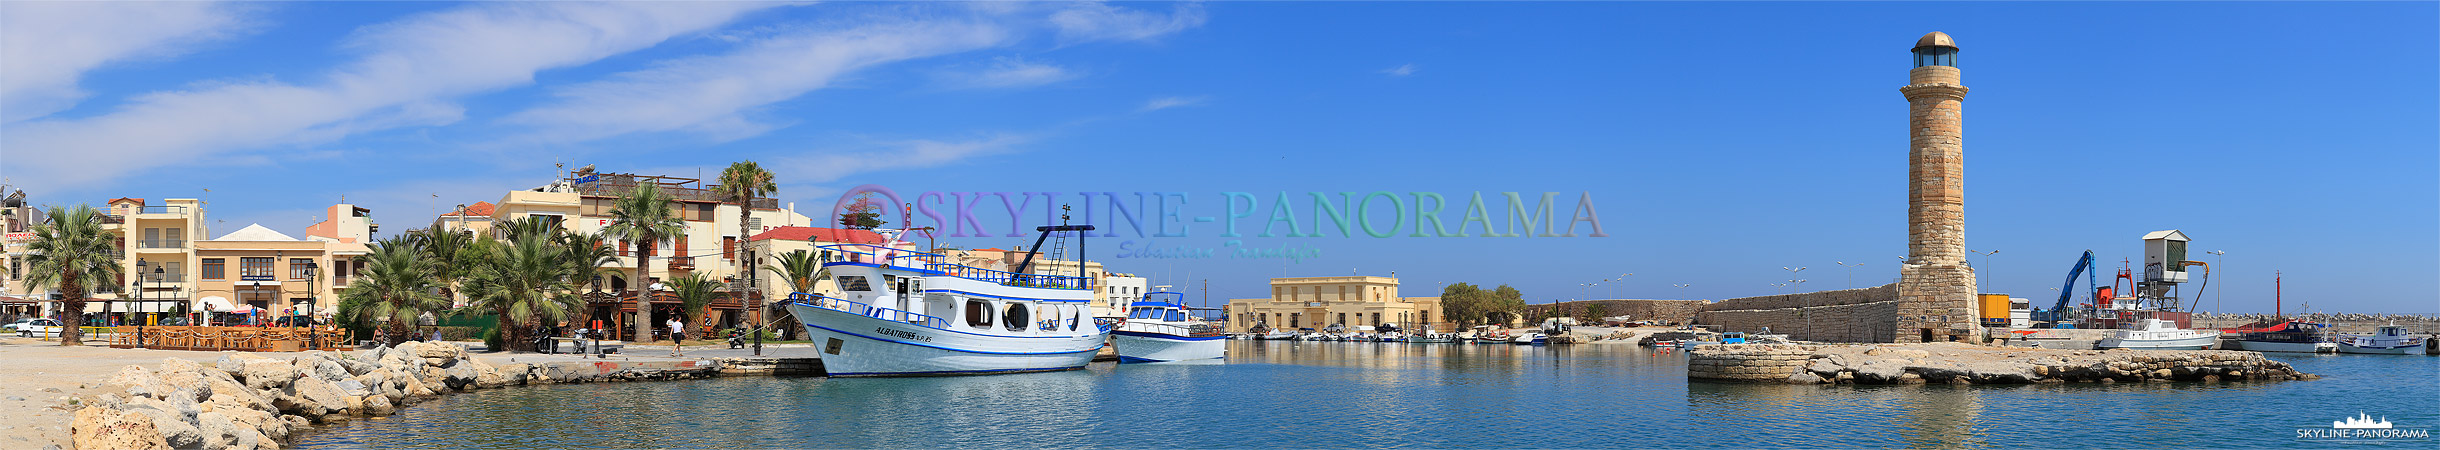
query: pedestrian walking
667 315 686 357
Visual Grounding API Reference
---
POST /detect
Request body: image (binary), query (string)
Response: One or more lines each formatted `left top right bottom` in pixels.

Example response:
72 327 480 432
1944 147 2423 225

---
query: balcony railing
133 206 186 215
138 239 185 249
668 256 694 271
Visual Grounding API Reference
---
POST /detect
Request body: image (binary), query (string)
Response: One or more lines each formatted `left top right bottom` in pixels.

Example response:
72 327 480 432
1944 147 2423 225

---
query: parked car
4 318 49 333
13 318 63 337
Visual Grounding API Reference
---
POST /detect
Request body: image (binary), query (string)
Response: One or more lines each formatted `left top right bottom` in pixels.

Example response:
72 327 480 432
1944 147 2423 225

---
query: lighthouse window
1004 302 1030 332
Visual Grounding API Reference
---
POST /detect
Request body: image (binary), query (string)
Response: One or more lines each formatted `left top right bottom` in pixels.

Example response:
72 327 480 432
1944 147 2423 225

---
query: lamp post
132 269 145 349
2205 250 2225 316
1969 249 1998 288
305 261 318 351
1835 261 1862 289
1673 284 1691 299
1781 266 1807 294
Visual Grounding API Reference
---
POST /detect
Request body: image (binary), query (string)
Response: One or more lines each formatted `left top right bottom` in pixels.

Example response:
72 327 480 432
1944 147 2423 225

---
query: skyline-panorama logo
2297 412 2429 441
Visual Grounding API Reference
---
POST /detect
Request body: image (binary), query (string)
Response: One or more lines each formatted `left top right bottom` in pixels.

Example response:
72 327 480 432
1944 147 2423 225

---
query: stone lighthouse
1894 31 1982 343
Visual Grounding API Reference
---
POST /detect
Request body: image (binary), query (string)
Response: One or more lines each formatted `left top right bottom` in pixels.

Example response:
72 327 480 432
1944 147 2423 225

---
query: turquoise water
299 341 2439 449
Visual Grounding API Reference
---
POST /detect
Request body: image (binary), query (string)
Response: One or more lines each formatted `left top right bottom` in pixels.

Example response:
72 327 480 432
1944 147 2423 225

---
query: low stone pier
1689 342 2318 385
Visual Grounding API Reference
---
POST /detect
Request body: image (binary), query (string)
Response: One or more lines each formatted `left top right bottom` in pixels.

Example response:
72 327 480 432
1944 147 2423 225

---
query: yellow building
1224 276 1449 334
3 197 369 326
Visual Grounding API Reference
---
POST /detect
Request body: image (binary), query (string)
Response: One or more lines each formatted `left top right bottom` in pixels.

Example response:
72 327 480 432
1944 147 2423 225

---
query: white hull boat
2337 325 2429 355
1108 292 1226 363
2234 320 2337 353
2235 340 2337 353
2096 318 2220 350
784 227 1112 377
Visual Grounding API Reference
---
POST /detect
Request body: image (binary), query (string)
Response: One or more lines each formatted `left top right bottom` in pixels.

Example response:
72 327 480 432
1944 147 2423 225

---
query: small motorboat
2096 318 2220 350
1510 333 1547 345
2233 320 2337 353
2337 325 2429 355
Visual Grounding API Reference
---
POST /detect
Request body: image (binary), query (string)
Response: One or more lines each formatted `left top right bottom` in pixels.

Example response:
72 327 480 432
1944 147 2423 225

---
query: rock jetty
67 341 719 450
1688 342 2318 385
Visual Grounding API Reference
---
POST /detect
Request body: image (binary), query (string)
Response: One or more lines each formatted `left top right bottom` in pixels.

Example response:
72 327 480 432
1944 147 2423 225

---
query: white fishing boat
2337 325 2428 355
783 226 1111 377
1510 332 1548 345
2095 318 2220 350
1108 291 1226 363
1258 329 1299 340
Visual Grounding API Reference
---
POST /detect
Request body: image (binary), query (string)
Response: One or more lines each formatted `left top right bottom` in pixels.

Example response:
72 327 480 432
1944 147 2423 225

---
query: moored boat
1108 291 1226 363
782 226 1110 377
2233 320 2337 353
2096 318 2220 350
2337 325 2428 355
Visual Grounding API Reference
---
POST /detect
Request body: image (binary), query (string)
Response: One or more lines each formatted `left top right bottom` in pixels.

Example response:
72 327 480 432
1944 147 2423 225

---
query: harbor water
298 341 2438 449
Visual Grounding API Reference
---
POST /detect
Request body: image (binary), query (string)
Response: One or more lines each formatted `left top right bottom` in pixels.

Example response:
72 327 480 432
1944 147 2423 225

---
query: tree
462 235 581 352
603 182 685 342
20 205 122 346
409 227 474 307
1581 303 1610 325
717 161 776 336
839 192 885 230
493 215 559 244
1439 283 1488 330
667 272 719 334
559 230 620 293
761 249 827 340
337 236 449 346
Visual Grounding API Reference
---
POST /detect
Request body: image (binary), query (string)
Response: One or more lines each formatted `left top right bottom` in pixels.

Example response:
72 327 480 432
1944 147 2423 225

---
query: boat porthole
824 338 843 355
1003 302 1029 332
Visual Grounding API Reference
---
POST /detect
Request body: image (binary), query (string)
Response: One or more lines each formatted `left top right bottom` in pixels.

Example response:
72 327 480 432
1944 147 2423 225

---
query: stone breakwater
66 341 721 450
1687 343 2318 385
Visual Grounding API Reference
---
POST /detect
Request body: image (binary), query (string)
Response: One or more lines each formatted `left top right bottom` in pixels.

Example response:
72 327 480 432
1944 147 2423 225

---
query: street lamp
1969 249 1998 289
1673 284 1691 298
2205 250 2226 316
1782 266 1807 294
1835 261 1863 289
305 261 318 350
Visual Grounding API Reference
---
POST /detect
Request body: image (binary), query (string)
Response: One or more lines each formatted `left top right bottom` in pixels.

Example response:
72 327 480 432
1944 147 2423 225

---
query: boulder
414 342 461 366
362 395 396 416
207 378 273 413
402 375 437 397
72 407 171 450
1785 371 1827 384
337 356 379 377
159 373 215 403
120 401 203 449
332 379 371 397
285 377 353 418
240 359 300 391
106 366 174 401
160 358 208 376
312 359 350 382
496 363 534 386
196 411 239 450
280 415 311 432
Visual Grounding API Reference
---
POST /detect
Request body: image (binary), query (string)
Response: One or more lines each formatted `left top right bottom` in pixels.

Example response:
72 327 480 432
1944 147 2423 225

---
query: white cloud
1382 63 1417 77
942 57 1079 89
0 1 252 123
1050 2 1207 43
776 134 1031 183
1140 95 1208 112
0 2 775 191
502 18 1014 145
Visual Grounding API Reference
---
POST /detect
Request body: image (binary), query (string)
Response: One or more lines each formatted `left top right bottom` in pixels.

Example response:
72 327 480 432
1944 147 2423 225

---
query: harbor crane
2034 250 2101 328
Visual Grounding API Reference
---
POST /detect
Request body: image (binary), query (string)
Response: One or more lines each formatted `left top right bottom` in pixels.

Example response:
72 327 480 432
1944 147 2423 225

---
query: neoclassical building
1224 276 1450 334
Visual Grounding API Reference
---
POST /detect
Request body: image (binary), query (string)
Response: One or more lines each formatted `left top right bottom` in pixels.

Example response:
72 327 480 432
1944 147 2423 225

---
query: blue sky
3 2 2433 314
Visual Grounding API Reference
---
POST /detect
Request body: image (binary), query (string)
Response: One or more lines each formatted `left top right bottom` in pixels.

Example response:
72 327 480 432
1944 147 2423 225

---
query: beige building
3 197 371 326
1224 276 1450 334
438 170 817 294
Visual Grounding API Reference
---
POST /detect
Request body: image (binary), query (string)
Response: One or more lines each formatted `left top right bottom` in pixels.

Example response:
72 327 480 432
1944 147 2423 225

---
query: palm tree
559 230 620 292
494 215 559 244
602 182 684 342
463 235 581 352
410 227 474 307
716 161 776 337
761 249 826 340
20 205 122 346
667 273 719 334
338 236 449 345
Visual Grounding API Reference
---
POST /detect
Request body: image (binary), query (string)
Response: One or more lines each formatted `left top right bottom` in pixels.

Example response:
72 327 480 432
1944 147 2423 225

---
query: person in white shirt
666 315 685 357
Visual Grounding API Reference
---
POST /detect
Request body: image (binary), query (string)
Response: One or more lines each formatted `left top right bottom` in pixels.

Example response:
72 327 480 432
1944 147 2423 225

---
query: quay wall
1693 284 1900 342
1689 342 2320 385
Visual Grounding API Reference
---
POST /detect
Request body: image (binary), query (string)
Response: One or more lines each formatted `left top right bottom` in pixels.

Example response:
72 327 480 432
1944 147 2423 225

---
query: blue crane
2034 250 2099 328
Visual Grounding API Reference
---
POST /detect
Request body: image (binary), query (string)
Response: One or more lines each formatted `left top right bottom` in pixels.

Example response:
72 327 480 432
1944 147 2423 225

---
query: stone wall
1695 300 1899 343
1686 344 1817 382
1699 284 1897 312
1524 299 1709 324
1689 283 1900 343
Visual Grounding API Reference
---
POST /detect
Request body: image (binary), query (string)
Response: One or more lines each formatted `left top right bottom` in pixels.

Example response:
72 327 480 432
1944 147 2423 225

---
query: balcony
668 256 695 271
133 206 187 216
136 239 185 251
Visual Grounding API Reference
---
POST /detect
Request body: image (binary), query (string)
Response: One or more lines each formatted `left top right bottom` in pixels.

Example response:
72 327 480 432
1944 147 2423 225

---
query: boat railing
817 243 1092 290
1117 321 1225 338
786 293 951 331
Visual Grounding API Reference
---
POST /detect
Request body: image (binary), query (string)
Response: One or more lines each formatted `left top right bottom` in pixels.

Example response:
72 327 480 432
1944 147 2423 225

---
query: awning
200 296 234 312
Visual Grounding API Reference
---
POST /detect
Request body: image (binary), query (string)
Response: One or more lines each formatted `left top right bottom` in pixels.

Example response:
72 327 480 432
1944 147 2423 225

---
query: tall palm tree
463 235 581 352
21 205 122 346
338 236 448 345
556 230 620 334
716 161 776 333
761 249 826 340
410 227 474 307
602 182 684 342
